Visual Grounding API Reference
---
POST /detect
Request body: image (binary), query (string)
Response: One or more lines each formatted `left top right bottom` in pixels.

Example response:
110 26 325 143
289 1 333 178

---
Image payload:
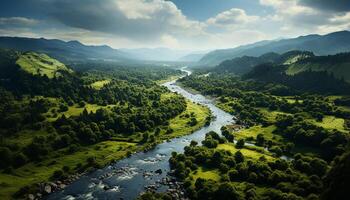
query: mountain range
0 37 134 63
198 31 350 67
0 37 205 63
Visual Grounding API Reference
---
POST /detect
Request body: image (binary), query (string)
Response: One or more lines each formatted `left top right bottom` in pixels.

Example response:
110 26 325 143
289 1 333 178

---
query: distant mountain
177 53 205 62
120 48 190 61
214 51 313 75
198 31 350 66
0 37 132 63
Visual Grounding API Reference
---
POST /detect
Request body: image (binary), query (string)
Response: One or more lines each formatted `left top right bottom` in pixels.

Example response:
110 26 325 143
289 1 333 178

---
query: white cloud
207 8 258 27
49 0 205 42
0 17 39 26
259 0 350 35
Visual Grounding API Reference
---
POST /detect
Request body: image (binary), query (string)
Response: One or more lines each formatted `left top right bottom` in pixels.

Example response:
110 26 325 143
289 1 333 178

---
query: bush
52 170 64 179
236 139 245 149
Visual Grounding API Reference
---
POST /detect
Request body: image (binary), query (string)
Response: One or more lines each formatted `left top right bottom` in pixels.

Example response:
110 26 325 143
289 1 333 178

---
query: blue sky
0 0 349 50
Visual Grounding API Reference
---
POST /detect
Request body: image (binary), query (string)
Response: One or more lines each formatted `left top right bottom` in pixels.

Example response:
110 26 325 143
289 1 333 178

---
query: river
47 68 235 200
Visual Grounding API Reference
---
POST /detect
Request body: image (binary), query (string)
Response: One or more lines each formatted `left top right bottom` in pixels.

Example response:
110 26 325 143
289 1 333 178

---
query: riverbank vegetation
158 67 350 199
0 50 210 199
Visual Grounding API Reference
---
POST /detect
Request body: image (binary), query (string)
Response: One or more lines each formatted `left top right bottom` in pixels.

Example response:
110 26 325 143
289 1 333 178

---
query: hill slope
0 37 132 63
214 51 314 75
286 53 350 82
198 31 350 66
16 52 73 78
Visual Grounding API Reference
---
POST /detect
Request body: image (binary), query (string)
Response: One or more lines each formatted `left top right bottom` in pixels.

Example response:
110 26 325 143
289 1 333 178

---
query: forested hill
286 52 350 83
198 30 350 66
214 51 314 75
0 37 132 63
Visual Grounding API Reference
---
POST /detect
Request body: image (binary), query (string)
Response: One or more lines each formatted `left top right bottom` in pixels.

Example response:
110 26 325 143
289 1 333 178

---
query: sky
0 0 349 50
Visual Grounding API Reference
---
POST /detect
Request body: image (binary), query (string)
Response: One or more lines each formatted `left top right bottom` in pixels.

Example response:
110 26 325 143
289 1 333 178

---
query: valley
0 23 349 200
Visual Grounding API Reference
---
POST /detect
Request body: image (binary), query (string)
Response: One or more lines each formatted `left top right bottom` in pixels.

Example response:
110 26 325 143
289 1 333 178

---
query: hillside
198 30 350 66
0 37 132 63
286 52 350 82
214 51 314 75
16 52 73 78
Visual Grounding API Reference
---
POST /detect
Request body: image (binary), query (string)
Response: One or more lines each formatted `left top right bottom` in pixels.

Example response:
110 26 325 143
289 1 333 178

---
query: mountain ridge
0 36 132 63
198 30 350 66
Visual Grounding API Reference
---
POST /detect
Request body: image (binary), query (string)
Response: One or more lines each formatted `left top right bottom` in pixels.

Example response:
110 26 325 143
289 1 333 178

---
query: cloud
259 0 350 35
299 0 350 12
207 8 258 27
0 17 39 27
47 0 205 41
0 0 349 50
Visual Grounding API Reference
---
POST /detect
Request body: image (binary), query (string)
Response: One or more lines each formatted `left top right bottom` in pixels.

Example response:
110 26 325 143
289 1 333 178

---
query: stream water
47 68 235 200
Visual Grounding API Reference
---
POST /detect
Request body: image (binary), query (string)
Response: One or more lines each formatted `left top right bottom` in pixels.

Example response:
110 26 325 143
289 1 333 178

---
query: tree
0 147 12 169
256 134 265 146
216 182 241 200
234 151 244 163
236 139 245 148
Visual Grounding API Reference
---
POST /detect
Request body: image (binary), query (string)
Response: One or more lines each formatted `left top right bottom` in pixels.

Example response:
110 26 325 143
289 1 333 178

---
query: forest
0 49 211 199
143 67 350 200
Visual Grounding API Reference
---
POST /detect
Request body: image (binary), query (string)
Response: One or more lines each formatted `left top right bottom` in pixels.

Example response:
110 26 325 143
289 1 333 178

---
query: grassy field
0 141 137 200
16 52 72 78
217 143 275 161
161 98 210 140
90 79 111 90
45 103 117 122
216 98 237 114
259 108 291 123
156 75 182 85
234 125 283 144
191 167 220 182
308 115 346 132
4 130 49 149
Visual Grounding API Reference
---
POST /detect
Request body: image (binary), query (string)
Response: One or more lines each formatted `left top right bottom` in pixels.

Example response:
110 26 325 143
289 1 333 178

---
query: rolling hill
286 52 350 83
198 30 350 66
0 37 132 63
214 51 314 75
0 49 73 79
16 52 73 78
241 52 350 94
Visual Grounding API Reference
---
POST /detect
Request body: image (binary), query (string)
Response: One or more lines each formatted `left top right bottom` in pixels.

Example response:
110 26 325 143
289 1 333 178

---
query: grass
308 115 346 132
156 75 182 84
0 141 137 200
339 106 350 112
90 79 111 90
259 108 291 123
217 143 275 161
234 125 283 144
161 98 210 140
216 97 238 114
4 130 48 149
0 91 211 199
16 52 72 78
286 62 350 83
191 167 220 182
45 103 117 122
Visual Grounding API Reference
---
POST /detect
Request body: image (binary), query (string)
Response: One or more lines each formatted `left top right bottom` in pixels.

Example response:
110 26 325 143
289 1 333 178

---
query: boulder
155 169 163 174
44 185 52 194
